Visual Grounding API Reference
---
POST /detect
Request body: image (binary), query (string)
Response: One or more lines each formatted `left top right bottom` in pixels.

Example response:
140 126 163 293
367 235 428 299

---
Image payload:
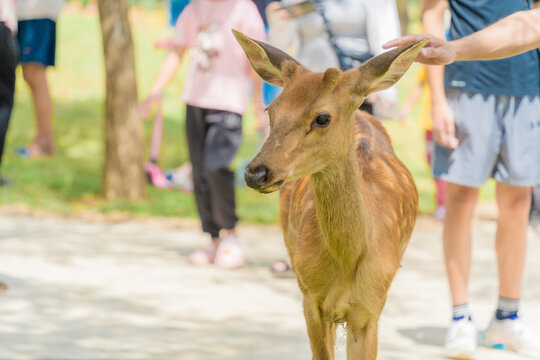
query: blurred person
400 66 447 220
0 0 17 186
420 0 540 358
154 0 191 49
139 0 266 269
252 0 282 142
15 0 63 158
266 0 401 118
383 8 540 65
386 6 540 235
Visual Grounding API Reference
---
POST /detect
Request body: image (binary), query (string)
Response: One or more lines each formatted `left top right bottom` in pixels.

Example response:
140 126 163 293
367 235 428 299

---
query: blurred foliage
2 10 280 224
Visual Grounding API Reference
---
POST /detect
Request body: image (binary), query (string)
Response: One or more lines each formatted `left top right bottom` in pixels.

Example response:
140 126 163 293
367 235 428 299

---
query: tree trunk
98 0 145 200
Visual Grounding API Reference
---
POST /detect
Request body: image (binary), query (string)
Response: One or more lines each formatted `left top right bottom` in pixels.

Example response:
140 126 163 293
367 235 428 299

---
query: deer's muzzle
244 165 268 189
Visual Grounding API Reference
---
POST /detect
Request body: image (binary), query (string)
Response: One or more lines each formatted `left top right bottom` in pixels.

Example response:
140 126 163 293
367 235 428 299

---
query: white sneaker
444 318 477 359
485 314 540 358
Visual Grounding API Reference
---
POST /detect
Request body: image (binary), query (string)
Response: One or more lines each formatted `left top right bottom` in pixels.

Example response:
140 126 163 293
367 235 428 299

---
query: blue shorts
433 90 540 187
17 18 57 67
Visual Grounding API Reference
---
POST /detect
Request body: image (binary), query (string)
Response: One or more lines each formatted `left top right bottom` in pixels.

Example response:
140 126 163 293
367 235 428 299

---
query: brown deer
234 30 426 360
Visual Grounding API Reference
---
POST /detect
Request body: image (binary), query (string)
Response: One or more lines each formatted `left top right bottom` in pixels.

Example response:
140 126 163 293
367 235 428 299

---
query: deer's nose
244 165 268 189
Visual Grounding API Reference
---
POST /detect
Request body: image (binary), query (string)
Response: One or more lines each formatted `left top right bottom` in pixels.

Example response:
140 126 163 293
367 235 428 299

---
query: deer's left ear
351 38 430 96
232 29 302 87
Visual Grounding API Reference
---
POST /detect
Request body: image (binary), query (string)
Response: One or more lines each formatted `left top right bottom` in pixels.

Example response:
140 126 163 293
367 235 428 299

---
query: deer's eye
313 114 331 128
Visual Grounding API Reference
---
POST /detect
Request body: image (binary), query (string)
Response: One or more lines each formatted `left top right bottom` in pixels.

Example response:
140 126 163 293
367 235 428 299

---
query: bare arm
453 8 540 61
384 8 540 65
139 46 185 118
422 0 458 149
147 47 185 96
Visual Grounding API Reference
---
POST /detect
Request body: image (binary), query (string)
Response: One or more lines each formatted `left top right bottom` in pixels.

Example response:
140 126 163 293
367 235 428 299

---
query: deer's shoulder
353 110 394 160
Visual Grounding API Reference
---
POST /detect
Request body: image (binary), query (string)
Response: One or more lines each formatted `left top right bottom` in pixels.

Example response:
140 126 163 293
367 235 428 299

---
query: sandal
188 241 219 266
214 235 245 269
144 162 171 189
270 259 295 278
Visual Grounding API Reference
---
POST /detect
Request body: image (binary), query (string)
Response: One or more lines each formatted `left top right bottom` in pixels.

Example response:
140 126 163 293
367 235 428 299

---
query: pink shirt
172 0 266 115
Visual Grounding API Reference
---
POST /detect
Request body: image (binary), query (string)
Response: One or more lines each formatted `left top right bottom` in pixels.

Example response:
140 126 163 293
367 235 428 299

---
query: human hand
267 1 293 20
383 34 457 65
154 38 174 50
431 100 459 149
139 93 162 120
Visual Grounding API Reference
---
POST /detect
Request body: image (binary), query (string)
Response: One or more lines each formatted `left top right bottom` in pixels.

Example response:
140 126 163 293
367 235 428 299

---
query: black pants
0 23 17 167
185 105 242 238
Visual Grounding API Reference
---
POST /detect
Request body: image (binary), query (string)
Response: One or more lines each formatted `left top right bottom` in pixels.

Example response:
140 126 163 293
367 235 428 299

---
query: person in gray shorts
423 0 540 358
434 91 540 187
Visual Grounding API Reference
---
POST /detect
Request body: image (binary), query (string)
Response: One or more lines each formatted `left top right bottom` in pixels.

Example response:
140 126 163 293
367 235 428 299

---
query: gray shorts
433 90 540 187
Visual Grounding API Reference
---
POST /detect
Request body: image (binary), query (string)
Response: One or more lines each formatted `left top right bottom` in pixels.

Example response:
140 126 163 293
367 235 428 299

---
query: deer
233 30 427 360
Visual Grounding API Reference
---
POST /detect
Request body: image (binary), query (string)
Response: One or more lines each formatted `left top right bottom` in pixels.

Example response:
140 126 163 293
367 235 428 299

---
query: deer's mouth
257 180 285 194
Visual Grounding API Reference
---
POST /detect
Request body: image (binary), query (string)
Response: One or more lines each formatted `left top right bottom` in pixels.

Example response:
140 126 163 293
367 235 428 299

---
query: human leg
494 182 530 300
17 19 57 157
484 196 540 356
441 184 479 359
443 183 479 307
201 110 241 232
201 110 244 268
433 91 503 358
185 105 221 238
185 106 221 265
484 95 540 356
21 63 55 157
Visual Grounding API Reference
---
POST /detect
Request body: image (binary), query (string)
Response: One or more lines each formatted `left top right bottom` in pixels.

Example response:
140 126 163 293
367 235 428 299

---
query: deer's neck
311 143 371 273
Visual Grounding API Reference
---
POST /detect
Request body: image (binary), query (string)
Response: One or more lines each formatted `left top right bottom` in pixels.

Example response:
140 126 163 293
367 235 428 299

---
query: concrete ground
0 213 539 360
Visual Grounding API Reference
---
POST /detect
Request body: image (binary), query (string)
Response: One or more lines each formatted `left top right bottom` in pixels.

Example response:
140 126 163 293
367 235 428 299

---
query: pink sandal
188 241 219 266
213 235 245 269
144 162 171 189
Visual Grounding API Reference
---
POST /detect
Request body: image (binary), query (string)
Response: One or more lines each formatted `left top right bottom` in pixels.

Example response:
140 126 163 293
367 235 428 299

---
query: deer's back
352 110 418 254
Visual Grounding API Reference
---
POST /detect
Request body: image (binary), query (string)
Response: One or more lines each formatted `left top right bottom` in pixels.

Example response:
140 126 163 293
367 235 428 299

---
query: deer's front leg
346 307 379 360
303 298 336 360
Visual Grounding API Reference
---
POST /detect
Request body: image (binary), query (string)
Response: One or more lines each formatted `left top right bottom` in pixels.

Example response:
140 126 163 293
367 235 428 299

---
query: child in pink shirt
140 0 266 269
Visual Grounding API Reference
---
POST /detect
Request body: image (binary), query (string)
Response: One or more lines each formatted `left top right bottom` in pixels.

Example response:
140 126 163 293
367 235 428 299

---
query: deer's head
233 30 428 193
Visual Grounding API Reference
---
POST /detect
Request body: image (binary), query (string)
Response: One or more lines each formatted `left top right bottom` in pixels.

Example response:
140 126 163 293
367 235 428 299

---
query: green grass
0 10 493 224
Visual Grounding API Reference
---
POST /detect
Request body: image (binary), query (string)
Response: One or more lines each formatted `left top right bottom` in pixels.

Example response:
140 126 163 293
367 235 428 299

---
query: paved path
0 214 539 360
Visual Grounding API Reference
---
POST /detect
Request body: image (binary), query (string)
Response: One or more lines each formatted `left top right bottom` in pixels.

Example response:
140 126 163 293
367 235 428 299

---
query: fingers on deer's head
233 30 428 193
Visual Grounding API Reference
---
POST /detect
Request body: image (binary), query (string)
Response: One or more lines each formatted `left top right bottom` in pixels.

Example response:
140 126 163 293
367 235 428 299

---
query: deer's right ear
232 29 300 87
